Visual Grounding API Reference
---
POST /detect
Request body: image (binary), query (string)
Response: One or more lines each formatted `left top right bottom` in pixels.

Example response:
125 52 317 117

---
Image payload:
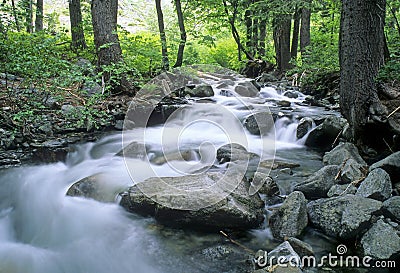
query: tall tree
273 15 291 72
300 0 311 54
291 8 301 59
35 0 43 31
173 0 186 68
339 0 387 140
91 0 131 93
11 0 20 32
22 0 33 32
155 0 169 71
69 0 86 50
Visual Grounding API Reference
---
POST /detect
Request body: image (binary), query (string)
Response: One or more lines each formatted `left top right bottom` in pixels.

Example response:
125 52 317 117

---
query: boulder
307 195 382 239
116 141 148 159
327 184 357 197
383 196 400 221
268 241 301 267
235 81 259 97
283 91 299 99
269 191 308 240
243 112 275 136
305 116 347 150
293 165 340 199
188 84 214 97
340 159 367 184
119 172 265 230
296 117 314 139
361 219 400 260
251 172 280 196
286 237 314 258
323 142 366 165
370 151 400 182
216 143 256 163
356 168 392 201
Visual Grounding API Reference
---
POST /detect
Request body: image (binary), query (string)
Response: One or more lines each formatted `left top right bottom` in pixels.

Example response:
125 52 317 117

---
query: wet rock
216 143 257 163
188 84 214 97
258 73 278 83
269 191 308 240
286 237 314 258
244 112 275 135
268 241 301 267
370 151 400 182
293 165 339 199
116 141 148 159
277 100 291 107
340 159 366 184
296 117 313 139
356 168 392 201
31 139 70 163
251 172 280 196
361 219 400 260
307 195 382 239
323 142 366 165
0 129 16 150
235 81 260 97
201 245 235 260
383 196 400 221
327 184 357 197
114 120 124 130
283 91 298 99
119 172 265 230
305 116 347 150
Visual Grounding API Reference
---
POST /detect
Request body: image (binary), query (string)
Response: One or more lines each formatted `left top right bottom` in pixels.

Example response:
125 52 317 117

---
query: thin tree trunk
339 0 386 140
259 18 267 57
35 0 43 31
291 8 301 59
273 16 291 72
23 0 33 33
389 4 400 37
245 8 252 53
155 0 169 71
173 0 186 68
11 0 20 31
222 0 253 61
69 0 87 50
300 0 311 54
252 16 259 56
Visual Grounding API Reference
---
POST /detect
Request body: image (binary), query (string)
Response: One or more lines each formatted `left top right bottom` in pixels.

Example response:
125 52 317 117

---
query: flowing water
0 75 339 273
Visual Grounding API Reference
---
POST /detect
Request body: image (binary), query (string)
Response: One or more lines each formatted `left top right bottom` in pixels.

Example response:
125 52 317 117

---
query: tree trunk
245 8 253 52
291 8 301 59
173 0 186 68
339 0 386 140
252 17 258 56
258 18 267 57
69 0 87 50
35 0 43 31
155 0 169 71
12 0 20 31
300 0 311 54
91 0 132 93
273 16 291 72
22 0 33 33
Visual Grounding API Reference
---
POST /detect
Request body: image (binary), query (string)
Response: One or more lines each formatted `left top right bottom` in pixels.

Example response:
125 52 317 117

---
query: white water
0 80 319 273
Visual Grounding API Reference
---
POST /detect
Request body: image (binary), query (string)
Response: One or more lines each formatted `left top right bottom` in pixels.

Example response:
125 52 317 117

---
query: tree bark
69 0 87 50
300 0 311 54
245 8 253 52
173 0 186 68
155 0 169 71
291 8 301 59
339 0 386 140
91 0 132 93
35 0 43 31
22 0 33 33
273 16 291 72
11 0 20 32
258 18 267 57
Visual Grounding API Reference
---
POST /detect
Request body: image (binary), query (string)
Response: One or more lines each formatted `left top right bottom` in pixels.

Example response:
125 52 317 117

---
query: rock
66 173 124 202
323 142 366 165
296 117 314 139
268 241 301 267
286 237 314 258
42 95 59 109
269 191 308 240
75 58 95 76
31 139 70 163
340 159 366 184
114 120 124 130
216 143 257 163
201 245 234 260
283 91 298 99
116 141 148 159
370 151 400 182
383 196 400 221
188 84 214 97
119 172 265 230
305 116 347 150
356 168 392 201
251 172 280 196
327 184 357 197
277 100 291 107
258 73 278 83
361 219 400 260
293 165 339 199
235 81 259 97
82 81 102 97
307 195 382 239
61 104 77 116
244 112 275 135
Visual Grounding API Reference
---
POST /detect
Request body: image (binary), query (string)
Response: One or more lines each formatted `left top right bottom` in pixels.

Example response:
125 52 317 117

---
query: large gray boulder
293 165 339 199
305 116 347 150
327 184 357 197
356 168 392 201
119 172 265 230
383 196 400 221
340 158 367 184
269 191 308 240
243 112 275 136
296 117 314 139
307 195 382 239
188 84 214 97
268 241 301 267
370 151 400 182
323 142 366 165
361 219 400 260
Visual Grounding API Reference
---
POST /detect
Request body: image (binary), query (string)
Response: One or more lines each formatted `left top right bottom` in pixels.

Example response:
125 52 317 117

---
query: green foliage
209 37 243 70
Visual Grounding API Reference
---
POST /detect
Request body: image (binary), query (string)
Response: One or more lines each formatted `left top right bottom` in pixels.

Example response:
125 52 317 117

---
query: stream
0 69 341 273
